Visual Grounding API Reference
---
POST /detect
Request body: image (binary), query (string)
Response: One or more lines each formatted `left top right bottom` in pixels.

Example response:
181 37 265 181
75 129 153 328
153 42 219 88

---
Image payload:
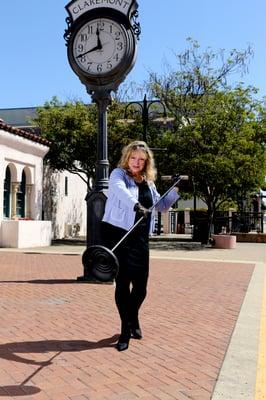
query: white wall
0 129 49 219
0 128 50 247
0 127 87 243
1 220 52 248
43 167 87 239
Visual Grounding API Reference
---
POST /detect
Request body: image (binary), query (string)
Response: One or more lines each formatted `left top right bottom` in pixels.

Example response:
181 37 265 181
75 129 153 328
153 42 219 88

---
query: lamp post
120 94 174 234
122 94 171 143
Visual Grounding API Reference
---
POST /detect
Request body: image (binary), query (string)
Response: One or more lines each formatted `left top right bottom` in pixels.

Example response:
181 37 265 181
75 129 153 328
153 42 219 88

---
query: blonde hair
118 140 157 182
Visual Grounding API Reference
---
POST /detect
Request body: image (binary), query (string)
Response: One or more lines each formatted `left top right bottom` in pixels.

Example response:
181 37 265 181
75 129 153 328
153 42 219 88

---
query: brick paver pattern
0 252 254 400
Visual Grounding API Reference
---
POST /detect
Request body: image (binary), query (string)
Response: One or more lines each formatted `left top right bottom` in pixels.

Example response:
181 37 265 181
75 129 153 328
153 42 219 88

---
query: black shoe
130 318 142 339
116 326 131 351
116 340 129 352
131 326 142 339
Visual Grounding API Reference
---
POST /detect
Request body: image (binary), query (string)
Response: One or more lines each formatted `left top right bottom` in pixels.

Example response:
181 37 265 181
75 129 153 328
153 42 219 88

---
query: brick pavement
0 252 255 400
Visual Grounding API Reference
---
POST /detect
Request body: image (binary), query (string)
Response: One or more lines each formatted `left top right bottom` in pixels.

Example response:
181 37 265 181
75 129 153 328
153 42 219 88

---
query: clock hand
76 45 100 58
96 27 102 49
76 28 103 59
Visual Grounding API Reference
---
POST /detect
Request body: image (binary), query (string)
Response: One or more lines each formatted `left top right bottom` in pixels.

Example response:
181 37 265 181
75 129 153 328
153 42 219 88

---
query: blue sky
0 0 265 109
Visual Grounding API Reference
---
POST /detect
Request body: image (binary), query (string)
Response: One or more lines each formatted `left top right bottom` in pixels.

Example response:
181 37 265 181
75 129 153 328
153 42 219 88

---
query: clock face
72 18 127 76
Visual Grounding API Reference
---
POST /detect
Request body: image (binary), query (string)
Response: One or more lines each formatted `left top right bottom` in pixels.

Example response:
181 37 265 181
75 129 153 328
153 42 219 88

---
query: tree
163 88 265 204
148 38 254 125
33 96 147 188
34 97 98 187
147 39 266 237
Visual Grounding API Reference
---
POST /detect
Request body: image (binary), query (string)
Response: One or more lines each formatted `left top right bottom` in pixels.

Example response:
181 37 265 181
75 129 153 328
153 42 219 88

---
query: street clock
65 3 140 92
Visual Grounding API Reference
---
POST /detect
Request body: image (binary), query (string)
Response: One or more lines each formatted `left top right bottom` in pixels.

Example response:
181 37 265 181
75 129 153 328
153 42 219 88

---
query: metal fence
155 210 265 236
220 211 264 234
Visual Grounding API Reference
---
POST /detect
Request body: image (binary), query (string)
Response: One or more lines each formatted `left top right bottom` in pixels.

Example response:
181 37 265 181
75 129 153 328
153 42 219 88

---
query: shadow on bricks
0 337 118 397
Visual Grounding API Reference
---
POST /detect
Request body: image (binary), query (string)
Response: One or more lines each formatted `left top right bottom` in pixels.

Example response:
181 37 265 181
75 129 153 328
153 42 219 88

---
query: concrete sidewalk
0 242 265 399
1 239 265 263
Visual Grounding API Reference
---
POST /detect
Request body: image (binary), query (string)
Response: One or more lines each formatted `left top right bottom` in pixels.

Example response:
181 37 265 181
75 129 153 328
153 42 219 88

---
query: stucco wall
0 129 49 220
43 167 87 239
0 128 50 247
1 220 52 248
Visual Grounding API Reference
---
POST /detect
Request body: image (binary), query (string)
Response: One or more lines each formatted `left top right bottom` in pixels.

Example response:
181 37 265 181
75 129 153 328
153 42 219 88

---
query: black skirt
101 220 149 273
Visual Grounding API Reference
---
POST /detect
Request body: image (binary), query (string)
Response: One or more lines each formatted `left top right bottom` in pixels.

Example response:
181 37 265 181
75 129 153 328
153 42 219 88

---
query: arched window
17 170 26 218
3 166 11 218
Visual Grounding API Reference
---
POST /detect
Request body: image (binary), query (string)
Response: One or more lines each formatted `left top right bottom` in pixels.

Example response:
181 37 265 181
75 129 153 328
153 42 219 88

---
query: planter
212 234 236 249
1 220 52 248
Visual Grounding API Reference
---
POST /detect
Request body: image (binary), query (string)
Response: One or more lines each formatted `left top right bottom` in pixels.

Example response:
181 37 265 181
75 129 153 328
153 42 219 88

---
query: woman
101 140 179 351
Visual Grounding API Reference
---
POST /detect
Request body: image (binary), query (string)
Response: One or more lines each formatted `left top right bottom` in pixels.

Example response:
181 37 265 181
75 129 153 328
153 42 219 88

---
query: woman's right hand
134 203 150 218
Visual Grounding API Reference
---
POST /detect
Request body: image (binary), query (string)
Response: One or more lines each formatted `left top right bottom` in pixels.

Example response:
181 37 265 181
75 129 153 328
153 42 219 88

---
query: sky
0 0 266 109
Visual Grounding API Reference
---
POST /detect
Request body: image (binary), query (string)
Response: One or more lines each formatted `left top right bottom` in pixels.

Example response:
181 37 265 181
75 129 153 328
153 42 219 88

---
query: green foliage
33 96 147 187
34 97 98 185
156 89 266 212
147 39 266 219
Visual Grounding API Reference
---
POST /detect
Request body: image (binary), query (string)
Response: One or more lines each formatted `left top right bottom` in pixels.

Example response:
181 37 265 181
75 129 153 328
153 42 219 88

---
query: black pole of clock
93 90 110 192
79 90 111 282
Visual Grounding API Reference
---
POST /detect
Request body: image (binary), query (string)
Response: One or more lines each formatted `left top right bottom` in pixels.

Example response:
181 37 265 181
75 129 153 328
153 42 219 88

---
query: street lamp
119 94 174 142
119 94 174 235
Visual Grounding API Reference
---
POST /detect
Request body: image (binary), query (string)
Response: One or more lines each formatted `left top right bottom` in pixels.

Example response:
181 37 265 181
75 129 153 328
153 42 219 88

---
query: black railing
230 212 264 233
154 210 265 235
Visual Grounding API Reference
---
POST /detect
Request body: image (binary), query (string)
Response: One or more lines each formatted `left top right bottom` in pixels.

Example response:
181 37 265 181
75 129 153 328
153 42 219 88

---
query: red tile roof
0 119 51 146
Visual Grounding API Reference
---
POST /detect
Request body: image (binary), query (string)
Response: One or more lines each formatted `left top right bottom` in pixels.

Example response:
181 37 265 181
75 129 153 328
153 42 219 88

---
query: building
0 118 52 247
0 107 87 244
42 165 87 239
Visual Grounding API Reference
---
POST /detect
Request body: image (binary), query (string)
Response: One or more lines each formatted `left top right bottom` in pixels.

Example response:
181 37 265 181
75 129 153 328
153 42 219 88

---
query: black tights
115 268 148 328
100 222 149 330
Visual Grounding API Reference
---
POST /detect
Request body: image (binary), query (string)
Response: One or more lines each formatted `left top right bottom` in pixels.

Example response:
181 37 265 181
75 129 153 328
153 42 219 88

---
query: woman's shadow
0 336 118 397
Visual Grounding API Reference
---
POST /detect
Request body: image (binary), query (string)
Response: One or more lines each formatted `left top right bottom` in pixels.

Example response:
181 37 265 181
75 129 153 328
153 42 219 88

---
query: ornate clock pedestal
77 90 111 282
65 0 140 282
